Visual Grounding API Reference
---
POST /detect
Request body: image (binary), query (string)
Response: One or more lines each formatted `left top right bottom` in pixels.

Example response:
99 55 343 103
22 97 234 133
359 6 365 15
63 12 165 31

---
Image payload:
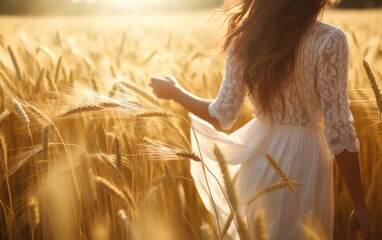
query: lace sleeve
208 52 247 130
317 29 360 155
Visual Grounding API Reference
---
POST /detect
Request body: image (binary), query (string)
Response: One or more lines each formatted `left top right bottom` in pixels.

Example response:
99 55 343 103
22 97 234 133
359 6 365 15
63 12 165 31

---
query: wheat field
0 8 381 240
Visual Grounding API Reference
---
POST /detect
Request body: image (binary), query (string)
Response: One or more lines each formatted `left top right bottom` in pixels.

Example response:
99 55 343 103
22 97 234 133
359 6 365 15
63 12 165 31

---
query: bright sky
71 0 162 8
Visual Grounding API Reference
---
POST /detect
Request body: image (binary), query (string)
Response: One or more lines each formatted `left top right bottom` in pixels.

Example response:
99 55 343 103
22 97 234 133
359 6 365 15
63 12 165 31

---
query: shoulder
316 22 348 53
315 22 345 35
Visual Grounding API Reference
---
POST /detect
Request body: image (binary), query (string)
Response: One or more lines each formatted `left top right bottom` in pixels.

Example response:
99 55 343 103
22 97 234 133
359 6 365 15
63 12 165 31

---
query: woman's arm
149 76 220 126
335 151 370 239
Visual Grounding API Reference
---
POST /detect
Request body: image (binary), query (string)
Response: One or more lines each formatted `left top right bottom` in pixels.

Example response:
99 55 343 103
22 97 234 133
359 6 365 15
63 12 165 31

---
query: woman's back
209 21 359 155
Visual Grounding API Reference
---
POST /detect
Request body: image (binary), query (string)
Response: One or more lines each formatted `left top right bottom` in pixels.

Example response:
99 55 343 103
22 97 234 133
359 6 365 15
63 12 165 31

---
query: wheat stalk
27 196 40 230
90 153 124 181
138 186 158 211
108 83 119 97
117 208 129 225
221 211 234 238
80 156 96 205
264 153 295 191
245 181 303 206
119 81 159 105
54 56 62 83
42 125 50 160
62 67 67 83
69 70 74 86
60 102 121 117
13 99 30 126
26 104 61 139
122 188 136 211
34 68 45 93
214 145 237 211
117 208 138 240
0 109 10 123
253 212 269 240
95 176 129 204
90 75 98 92
114 135 122 172
7 46 22 81
362 59 382 120
45 71 59 98
110 65 117 78
135 111 173 118
141 50 157 65
214 145 247 240
176 151 202 162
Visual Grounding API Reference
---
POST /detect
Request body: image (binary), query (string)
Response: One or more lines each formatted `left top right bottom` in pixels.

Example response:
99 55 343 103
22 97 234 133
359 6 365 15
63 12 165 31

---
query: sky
0 0 223 14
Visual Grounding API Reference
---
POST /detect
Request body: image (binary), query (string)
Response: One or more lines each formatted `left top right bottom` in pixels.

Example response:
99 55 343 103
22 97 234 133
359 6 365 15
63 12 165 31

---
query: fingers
348 210 371 240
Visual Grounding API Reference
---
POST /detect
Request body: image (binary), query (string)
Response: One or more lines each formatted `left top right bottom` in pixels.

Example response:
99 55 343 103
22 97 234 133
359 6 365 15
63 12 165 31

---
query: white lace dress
189 22 359 240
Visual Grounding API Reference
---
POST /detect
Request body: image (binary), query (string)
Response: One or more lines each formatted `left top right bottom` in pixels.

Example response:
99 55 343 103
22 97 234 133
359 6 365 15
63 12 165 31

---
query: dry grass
0 8 381 240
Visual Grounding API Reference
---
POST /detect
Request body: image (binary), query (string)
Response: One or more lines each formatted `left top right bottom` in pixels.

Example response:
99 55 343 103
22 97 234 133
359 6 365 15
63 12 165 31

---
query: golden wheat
60 102 121 117
221 211 234 238
7 46 22 81
245 181 303 206
0 9 381 240
95 176 130 204
253 212 269 240
12 99 30 126
176 151 202 162
264 153 296 191
362 59 382 117
214 145 247 240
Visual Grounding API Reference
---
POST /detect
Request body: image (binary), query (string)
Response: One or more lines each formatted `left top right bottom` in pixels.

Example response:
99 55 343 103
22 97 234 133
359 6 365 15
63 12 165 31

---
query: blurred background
0 0 381 15
0 0 223 15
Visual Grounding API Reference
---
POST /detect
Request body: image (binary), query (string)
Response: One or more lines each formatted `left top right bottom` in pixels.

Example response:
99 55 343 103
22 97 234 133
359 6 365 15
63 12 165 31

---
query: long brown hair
224 0 338 117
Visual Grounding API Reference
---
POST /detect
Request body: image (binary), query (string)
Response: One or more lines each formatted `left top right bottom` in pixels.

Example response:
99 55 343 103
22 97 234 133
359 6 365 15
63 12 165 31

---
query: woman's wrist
171 85 186 103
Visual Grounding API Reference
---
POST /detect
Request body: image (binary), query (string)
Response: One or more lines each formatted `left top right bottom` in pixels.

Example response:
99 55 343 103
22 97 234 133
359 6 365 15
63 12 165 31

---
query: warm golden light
71 0 162 8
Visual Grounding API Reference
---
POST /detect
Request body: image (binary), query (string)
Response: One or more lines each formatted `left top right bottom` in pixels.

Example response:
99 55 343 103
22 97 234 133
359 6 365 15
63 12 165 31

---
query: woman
150 0 370 239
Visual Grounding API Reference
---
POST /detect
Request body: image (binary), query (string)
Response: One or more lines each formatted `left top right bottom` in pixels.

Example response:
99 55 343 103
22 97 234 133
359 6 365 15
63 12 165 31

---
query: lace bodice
208 22 359 155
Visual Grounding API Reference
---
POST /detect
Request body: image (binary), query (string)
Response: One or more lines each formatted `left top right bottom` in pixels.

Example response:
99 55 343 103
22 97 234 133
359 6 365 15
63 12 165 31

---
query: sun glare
71 0 162 8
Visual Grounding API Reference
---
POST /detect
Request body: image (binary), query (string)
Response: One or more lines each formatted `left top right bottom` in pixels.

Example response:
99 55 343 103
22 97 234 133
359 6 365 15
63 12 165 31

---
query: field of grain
0 9 381 240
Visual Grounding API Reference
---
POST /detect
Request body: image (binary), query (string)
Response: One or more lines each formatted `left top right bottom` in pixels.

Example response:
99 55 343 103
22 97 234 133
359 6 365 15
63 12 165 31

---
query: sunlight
71 0 162 8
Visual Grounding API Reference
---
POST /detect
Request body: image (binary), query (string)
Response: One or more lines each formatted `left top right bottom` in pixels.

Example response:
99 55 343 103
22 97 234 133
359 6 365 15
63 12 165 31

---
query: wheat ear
265 153 295 191
245 181 303 206
138 186 158 211
362 59 382 120
221 211 234 238
13 99 30 126
27 196 40 230
253 212 269 240
42 125 50 160
176 151 202 162
34 68 45 93
214 145 247 240
135 111 173 118
95 176 130 204
0 109 10 123
80 156 96 204
90 153 125 182
45 71 59 98
7 46 22 81
54 56 62 83
114 135 122 172
119 81 159 105
60 102 121 117
122 188 136 211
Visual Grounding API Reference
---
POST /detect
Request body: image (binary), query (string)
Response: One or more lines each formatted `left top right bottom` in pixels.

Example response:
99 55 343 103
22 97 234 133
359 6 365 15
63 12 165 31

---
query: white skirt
189 113 334 240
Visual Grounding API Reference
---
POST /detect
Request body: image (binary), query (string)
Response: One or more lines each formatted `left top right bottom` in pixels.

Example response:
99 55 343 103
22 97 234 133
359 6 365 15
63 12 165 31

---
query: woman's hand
149 76 180 100
349 208 370 240
149 76 218 126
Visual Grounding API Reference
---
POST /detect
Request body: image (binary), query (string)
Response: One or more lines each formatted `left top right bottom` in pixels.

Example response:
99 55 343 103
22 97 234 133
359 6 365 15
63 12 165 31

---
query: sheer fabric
190 22 359 239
